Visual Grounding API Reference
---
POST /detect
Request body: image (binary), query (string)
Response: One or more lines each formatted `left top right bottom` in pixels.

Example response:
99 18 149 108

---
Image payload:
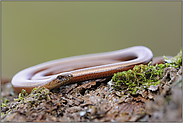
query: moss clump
13 87 50 104
23 87 50 105
14 89 28 102
111 49 182 95
1 98 9 108
1 87 50 117
164 49 182 67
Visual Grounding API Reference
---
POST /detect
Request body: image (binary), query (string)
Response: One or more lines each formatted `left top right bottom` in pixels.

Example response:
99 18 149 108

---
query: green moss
2 87 50 116
1 98 8 108
164 49 182 67
13 86 50 102
24 86 50 105
14 89 28 102
111 49 182 95
1 112 5 116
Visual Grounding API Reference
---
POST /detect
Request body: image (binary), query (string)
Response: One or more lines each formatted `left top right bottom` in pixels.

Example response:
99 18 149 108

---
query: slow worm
11 46 164 93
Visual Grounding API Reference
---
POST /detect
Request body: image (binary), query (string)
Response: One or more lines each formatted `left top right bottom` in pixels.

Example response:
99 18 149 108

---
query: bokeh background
2 1 182 78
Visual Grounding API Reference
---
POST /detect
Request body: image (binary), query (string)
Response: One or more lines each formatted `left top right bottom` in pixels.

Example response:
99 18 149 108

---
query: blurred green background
2 1 182 78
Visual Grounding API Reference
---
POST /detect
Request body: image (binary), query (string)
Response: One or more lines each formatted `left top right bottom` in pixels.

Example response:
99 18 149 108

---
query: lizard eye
57 75 63 80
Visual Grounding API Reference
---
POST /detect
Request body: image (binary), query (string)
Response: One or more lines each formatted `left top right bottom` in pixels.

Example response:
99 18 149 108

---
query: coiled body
12 46 154 93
